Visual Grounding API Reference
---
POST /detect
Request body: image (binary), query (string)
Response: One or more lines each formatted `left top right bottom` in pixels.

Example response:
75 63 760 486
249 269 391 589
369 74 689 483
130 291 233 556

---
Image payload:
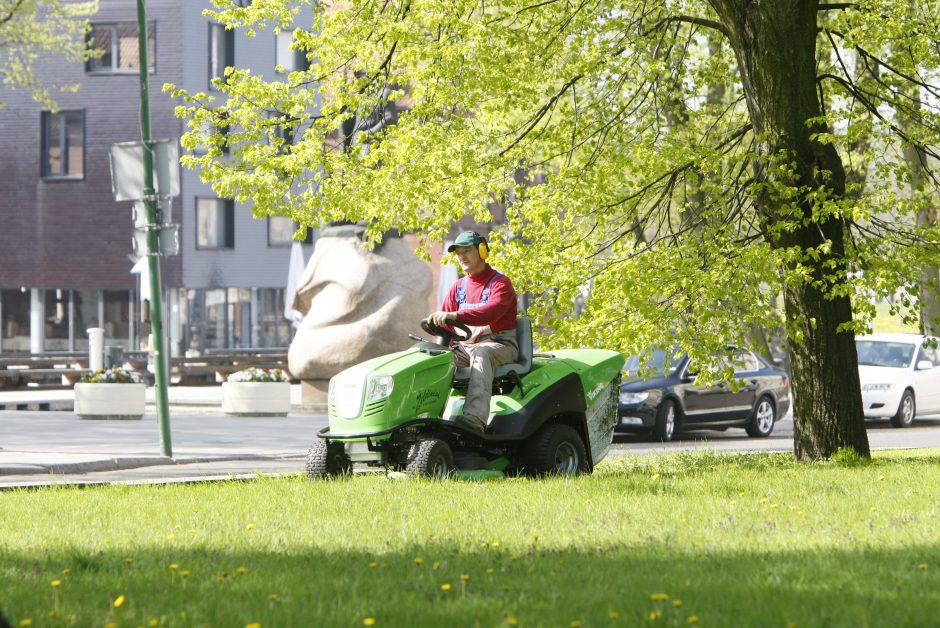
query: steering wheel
421 318 472 343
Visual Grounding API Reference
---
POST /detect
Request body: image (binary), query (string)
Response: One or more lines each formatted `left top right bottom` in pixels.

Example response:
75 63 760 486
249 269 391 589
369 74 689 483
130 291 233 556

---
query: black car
617 348 791 441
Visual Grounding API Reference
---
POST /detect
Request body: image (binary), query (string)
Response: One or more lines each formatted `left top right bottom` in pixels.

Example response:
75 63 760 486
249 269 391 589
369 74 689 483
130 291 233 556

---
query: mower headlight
619 391 649 405
366 374 395 403
862 383 895 392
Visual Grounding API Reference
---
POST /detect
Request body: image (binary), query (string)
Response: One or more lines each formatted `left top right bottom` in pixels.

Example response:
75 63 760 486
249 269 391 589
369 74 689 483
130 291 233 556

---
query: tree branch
644 15 731 40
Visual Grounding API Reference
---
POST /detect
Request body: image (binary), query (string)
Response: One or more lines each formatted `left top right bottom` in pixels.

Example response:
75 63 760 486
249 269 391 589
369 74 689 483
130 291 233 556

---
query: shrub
79 367 143 384
227 367 289 383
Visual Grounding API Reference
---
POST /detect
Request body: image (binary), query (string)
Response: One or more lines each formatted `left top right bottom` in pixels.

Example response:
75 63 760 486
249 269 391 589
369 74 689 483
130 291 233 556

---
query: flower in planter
80 367 143 384
227 367 289 383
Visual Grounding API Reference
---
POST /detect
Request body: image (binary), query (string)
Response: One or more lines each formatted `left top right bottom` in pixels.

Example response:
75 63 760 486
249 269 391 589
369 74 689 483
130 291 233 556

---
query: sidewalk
0 385 327 489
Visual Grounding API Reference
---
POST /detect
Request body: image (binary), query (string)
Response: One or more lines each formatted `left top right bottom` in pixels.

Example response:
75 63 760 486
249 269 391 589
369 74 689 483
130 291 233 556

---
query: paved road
3 394 940 488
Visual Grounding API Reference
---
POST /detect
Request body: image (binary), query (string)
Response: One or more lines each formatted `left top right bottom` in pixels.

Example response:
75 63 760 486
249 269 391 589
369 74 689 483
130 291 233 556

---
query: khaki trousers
454 335 519 423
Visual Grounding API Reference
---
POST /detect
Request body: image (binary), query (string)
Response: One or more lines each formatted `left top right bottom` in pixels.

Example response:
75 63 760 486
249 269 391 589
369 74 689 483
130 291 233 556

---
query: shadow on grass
2 541 939 627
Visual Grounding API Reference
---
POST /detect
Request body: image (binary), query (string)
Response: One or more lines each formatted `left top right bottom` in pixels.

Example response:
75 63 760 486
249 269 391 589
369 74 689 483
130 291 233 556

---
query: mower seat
454 317 533 381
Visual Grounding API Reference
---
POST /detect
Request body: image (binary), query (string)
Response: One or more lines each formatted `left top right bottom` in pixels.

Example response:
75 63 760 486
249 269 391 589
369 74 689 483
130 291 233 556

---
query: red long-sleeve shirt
441 265 518 333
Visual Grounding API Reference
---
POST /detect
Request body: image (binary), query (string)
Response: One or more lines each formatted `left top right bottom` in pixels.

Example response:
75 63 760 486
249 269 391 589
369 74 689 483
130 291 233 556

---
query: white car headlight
862 383 896 392
366 374 395 403
620 391 649 405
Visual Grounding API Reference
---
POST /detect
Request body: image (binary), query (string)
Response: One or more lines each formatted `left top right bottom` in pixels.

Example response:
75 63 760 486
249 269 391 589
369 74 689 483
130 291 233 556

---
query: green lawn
3 451 940 627
871 301 920 334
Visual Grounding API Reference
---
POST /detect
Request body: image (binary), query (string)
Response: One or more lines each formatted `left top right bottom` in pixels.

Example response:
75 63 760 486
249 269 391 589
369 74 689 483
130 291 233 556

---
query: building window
268 217 313 246
275 31 309 73
41 110 84 179
86 22 156 73
209 23 235 88
196 198 235 249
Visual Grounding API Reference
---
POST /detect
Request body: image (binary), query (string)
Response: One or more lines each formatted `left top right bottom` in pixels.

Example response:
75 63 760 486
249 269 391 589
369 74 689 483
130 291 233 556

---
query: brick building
0 0 315 357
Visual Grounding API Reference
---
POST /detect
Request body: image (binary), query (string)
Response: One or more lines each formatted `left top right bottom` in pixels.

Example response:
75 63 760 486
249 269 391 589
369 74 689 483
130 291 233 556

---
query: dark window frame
267 217 313 247
208 23 235 89
195 197 235 250
85 21 156 74
40 110 85 181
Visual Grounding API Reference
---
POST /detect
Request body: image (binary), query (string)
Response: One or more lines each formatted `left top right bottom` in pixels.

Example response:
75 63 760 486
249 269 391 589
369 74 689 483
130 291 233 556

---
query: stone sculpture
288 224 432 405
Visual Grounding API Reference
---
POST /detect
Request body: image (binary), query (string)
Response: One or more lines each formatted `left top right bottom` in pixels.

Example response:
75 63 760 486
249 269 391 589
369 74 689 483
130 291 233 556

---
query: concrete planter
222 381 291 416
74 383 146 420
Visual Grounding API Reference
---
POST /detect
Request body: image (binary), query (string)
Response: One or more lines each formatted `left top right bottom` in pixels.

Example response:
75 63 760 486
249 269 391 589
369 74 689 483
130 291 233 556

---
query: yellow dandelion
918 563 928 570
50 580 61 588
174 524 181 529
166 534 176 540
431 535 439 541
149 619 160 627
571 620 582 627
687 616 699 624
486 567 495 575
608 610 620 619
246 623 261 628
47 611 57 619
758 497 769 504
480 542 489 548
648 610 661 620
268 594 279 601
878 475 885 481
169 563 178 570
105 624 116 628
368 561 378 569
441 583 452 591
673 599 683 607
113 594 125 608
650 593 669 601
870 507 877 512
363 618 376 626
19 620 33 627
460 574 470 582
180 571 190 578
414 557 424 566
491 541 500 547
506 615 518 626
237 566 248 575
432 562 441 570
729 500 737 505
246 523 256 530
738 491 746 496
62 568 71 575
651 473 661 481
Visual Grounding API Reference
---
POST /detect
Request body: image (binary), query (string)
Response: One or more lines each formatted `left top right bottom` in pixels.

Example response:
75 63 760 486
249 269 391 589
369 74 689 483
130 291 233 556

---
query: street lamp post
136 0 172 457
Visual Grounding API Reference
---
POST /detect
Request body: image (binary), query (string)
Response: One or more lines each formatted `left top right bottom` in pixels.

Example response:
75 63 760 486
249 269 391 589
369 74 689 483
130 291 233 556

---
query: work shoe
451 413 486 433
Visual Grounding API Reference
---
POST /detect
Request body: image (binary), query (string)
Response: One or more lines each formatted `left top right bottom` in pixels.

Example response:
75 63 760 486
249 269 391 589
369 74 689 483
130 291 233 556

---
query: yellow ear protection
478 240 489 260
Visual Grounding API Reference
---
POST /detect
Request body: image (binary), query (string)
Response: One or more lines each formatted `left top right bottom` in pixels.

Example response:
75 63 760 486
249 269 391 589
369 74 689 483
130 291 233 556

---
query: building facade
0 0 315 356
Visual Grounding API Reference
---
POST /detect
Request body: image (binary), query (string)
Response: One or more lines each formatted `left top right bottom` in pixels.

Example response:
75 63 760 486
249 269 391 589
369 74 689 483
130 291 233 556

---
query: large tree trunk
709 0 870 459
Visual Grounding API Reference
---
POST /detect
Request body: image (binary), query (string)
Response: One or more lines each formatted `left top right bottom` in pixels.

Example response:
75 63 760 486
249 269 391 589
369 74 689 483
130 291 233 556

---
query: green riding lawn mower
305 317 623 478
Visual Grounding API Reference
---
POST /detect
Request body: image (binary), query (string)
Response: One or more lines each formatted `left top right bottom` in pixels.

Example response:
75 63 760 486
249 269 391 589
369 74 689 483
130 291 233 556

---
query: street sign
132 224 179 257
109 140 180 202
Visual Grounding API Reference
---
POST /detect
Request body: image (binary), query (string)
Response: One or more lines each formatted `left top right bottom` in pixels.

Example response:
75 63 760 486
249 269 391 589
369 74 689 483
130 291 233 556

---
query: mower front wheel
405 438 453 478
305 439 352 478
522 423 588 476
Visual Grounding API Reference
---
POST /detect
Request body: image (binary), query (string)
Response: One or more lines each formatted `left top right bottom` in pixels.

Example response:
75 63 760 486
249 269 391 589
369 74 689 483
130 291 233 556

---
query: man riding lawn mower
305 316 623 478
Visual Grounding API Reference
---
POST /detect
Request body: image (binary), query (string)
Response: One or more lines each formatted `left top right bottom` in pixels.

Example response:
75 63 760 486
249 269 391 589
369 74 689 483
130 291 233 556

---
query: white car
856 333 940 427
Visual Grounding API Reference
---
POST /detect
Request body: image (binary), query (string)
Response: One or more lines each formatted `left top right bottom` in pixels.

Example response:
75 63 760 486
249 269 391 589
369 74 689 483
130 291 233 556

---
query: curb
0 454 302 477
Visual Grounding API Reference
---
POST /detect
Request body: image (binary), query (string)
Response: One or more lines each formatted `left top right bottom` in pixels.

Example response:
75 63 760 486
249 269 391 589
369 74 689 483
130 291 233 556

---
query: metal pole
136 0 172 457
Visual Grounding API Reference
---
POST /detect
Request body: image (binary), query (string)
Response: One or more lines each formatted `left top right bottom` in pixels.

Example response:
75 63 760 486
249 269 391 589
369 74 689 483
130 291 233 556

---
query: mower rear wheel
523 423 588 476
305 439 352 478
406 438 453 478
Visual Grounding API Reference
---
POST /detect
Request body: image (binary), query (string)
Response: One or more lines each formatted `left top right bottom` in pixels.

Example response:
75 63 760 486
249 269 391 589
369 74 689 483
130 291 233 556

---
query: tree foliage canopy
170 0 940 456
0 0 98 108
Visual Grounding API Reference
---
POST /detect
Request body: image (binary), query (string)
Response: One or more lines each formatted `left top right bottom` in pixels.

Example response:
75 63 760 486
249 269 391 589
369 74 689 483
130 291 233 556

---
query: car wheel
890 389 916 428
522 423 589 476
746 396 776 438
405 438 453 478
652 399 678 442
305 439 352 478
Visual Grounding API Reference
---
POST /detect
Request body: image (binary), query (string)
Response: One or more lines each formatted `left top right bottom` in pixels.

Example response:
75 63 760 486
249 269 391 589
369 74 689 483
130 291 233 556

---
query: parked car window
856 340 915 368
624 349 681 376
731 351 759 373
